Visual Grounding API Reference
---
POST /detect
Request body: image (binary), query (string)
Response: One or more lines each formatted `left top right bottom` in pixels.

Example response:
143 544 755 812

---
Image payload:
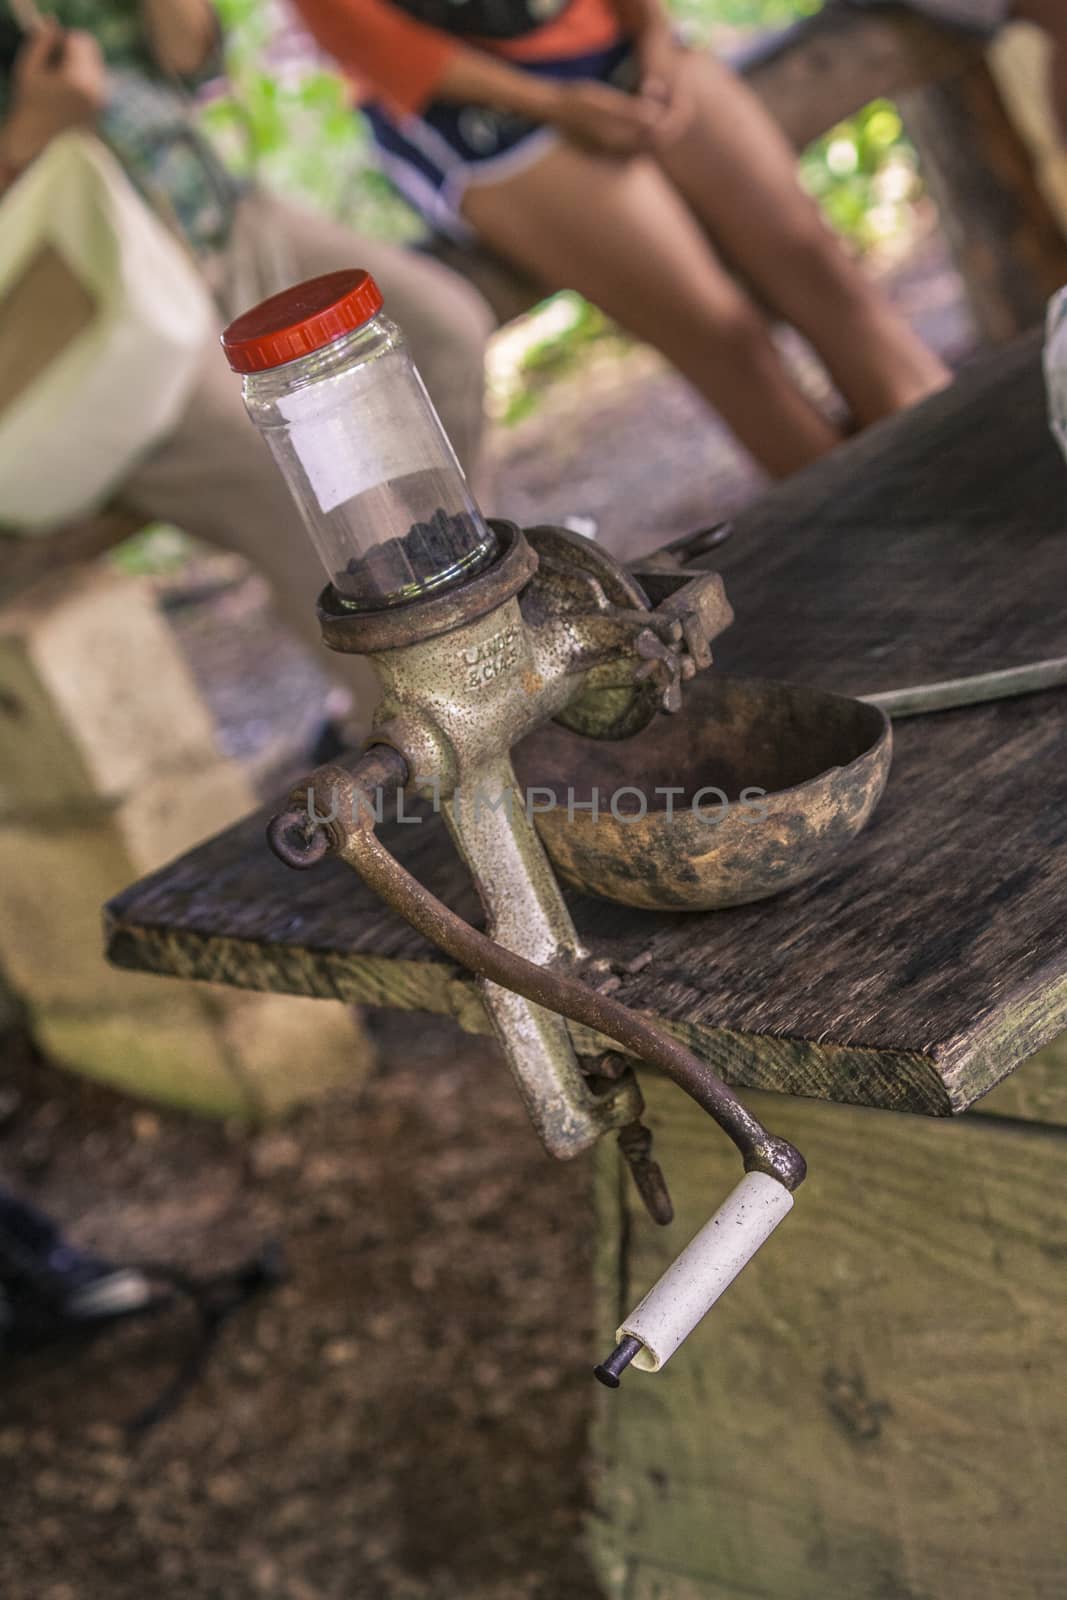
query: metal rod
659 521 734 563
302 753 804 1193
862 656 1067 719
593 1335 644 1389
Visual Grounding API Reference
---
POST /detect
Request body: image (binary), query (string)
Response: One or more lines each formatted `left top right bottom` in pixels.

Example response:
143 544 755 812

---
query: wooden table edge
105 913 962 1118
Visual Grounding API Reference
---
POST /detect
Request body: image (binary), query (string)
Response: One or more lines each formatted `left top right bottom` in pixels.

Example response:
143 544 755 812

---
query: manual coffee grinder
222 271 887 1387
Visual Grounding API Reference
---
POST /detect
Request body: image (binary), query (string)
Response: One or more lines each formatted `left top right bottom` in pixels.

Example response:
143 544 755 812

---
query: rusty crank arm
268 746 805 1388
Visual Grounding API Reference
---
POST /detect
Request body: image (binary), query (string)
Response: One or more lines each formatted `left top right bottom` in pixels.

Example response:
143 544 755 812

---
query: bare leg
462 143 841 477
654 51 950 426
1015 0 1067 139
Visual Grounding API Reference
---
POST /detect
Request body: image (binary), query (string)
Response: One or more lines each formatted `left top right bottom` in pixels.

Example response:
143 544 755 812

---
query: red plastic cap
221 269 385 374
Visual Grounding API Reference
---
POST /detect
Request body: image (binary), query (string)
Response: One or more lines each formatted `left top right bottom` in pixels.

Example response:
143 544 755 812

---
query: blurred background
0 3 1057 1597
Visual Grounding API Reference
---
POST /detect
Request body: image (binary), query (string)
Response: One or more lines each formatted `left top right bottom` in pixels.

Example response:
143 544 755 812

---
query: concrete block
33 987 370 1117
112 761 255 877
214 989 373 1118
0 764 255 1009
34 988 247 1116
0 566 374 1118
0 567 222 819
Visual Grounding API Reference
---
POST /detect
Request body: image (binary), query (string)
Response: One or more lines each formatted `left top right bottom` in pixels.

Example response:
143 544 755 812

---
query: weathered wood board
591 1071 1067 1599
707 331 1066 695
106 334 1067 1118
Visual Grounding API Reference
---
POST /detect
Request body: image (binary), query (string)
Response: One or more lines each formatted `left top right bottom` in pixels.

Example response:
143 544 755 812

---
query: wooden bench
426 1 1067 343
0 507 144 609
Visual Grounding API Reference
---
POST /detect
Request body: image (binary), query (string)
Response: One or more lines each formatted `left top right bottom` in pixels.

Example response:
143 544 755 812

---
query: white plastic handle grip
617 1171 793 1373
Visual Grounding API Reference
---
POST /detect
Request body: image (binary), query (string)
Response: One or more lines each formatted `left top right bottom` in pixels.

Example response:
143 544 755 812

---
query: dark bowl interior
515 674 887 811
513 674 892 911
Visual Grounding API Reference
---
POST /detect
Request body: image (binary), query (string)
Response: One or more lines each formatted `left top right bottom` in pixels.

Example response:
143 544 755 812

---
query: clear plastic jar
222 269 497 610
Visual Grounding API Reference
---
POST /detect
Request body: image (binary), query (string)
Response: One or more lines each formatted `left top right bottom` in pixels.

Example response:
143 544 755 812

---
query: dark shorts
364 40 636 239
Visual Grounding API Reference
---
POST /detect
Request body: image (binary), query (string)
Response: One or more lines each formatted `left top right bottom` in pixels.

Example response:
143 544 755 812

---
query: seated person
293 0 951 481
0 1 494 712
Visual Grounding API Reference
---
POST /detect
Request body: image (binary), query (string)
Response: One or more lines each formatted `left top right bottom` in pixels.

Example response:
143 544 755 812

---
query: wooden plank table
105 330 1067 1599
107 330 1067 1119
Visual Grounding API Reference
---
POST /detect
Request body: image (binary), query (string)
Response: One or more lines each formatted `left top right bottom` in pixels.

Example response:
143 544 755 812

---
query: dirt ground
0 236 976 1599
0 1018 599 1600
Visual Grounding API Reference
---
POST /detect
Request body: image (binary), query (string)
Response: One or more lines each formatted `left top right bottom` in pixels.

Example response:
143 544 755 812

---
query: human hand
547 78 662 157
1 21 107 171
636 26 694 146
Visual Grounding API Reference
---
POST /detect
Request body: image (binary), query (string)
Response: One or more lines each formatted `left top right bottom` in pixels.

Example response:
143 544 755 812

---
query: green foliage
203 0 421 237
802 100 921 252
110 523 194 574
702 0 821 20
492 294 619 423
670 0 820 36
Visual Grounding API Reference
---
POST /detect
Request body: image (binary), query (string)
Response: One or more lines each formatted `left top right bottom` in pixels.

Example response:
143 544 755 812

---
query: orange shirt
293 0 624 117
